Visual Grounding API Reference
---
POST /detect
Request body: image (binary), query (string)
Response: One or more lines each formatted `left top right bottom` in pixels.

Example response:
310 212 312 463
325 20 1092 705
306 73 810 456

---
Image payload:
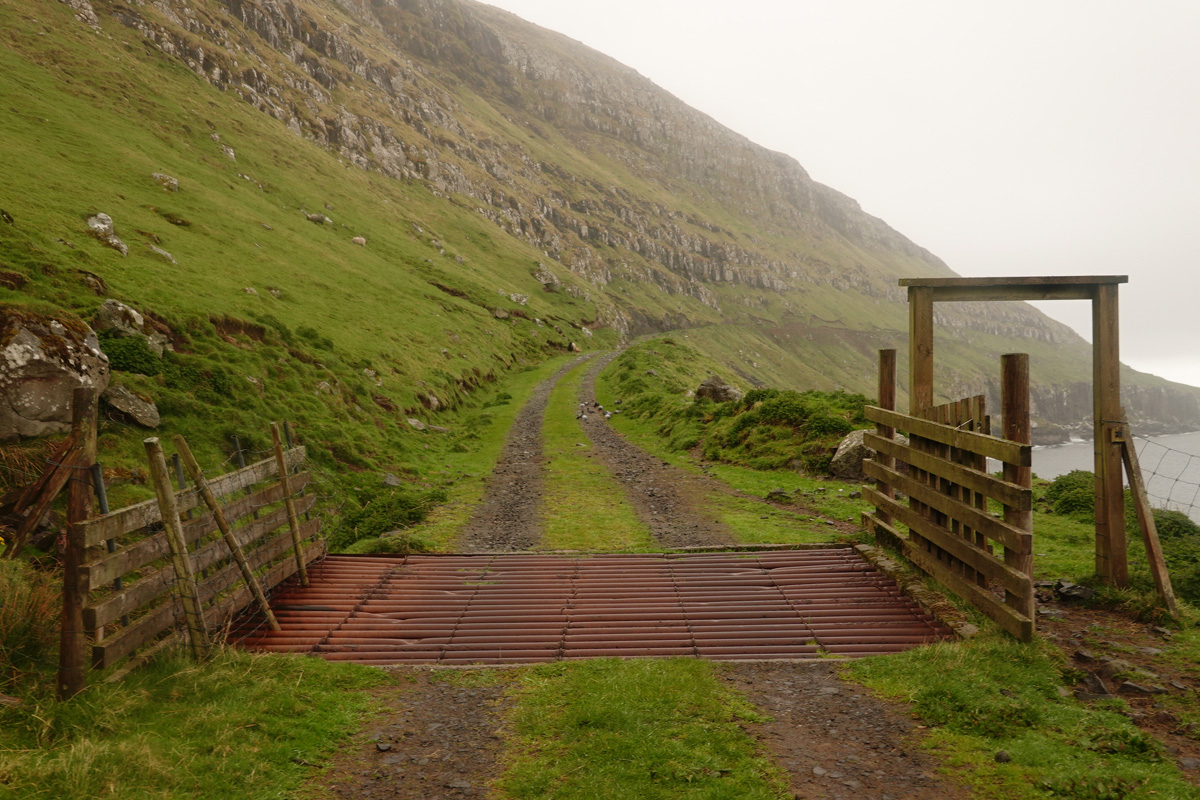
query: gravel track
453 355 593 551
308 350 973 798
574 353 735 548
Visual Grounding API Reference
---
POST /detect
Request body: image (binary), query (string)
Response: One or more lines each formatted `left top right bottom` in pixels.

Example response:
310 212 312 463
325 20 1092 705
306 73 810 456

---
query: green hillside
2 0 1198 508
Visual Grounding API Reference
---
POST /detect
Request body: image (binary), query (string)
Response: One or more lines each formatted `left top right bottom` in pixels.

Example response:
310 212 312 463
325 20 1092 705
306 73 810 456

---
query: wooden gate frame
901 275 1129 586
863 351 1035 640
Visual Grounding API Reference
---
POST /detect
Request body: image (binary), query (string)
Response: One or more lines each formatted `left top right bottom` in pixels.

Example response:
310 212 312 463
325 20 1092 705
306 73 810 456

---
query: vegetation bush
1045 470 1095 521
0 561 59 694
1044 470 1200 605
97 330 161 376
603 341 870 475
327 484 448 550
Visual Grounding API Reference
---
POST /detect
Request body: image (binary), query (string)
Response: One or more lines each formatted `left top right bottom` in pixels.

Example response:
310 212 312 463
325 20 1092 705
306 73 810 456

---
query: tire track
574 353 735 548
454 355 593 551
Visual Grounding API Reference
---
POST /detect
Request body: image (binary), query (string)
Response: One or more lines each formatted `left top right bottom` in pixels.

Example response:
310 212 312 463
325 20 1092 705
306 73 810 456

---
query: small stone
1117 681 1166 695
994 751 1012 763
1180 757 1200 771
1073 648 1097 662
1170 680 1189 691
812 766 827 777
376 743 392 752
447 780 471 789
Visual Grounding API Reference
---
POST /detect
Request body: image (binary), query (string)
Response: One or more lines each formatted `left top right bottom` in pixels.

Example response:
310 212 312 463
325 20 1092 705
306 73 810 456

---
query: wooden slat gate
64 440 324 682
861 353 1035 641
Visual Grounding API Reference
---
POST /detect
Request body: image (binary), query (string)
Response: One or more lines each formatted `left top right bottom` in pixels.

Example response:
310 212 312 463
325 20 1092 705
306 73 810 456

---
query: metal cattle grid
232 549 952 665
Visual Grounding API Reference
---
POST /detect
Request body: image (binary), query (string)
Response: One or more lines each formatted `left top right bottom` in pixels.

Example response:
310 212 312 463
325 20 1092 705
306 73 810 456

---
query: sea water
1030 430 1200 523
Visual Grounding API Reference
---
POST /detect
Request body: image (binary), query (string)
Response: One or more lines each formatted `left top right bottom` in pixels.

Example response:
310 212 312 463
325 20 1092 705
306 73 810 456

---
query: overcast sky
482 0 1200 389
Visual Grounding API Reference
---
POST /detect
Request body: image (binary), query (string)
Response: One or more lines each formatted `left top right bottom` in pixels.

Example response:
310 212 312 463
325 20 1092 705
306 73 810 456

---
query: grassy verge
846 636 1200 800
539 361 656 551
594 370 864 546
497 659 786 800
0 647 388 800
337 356 579 553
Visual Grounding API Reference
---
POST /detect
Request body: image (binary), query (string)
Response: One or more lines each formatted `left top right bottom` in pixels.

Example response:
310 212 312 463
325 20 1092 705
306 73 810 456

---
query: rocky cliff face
52 0 1200 431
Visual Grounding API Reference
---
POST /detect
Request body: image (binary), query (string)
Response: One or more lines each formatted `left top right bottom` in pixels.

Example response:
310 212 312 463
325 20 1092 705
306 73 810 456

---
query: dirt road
307 353 971 799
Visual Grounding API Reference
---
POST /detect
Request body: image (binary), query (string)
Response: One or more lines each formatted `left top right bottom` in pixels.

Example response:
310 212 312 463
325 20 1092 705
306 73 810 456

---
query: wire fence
1134 435 1200 523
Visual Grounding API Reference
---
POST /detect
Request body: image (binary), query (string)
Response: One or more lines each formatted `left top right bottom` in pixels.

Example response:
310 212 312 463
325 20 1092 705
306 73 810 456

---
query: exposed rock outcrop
696 375 743 404
0 310 110 441
103 384 161 428
831 429 909 482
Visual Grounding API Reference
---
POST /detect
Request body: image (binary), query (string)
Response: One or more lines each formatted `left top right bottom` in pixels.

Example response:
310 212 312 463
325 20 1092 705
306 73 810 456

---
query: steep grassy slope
3 0 1198 511
0 0 613 503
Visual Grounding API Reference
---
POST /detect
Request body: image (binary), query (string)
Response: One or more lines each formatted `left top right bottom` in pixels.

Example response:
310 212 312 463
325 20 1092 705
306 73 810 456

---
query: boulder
151 173 179 192
0 310 110 441
86 213 128 256
695 375 743 404
92 299 169 356
93 299 145 338
103 384 160 428
830 429 909 481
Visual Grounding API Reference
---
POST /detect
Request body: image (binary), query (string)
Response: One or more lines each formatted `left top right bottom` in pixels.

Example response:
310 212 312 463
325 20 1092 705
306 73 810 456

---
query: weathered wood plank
91 519 321 669
863 460 1031 554
864 432 1031 510
897 275 1126 303
180 472 310 541
866 407 1030 466
79 447 306 546
902 538 1034 642
84 494 316 629
205 536 326 629
82 486 314 593
862 486 1030 596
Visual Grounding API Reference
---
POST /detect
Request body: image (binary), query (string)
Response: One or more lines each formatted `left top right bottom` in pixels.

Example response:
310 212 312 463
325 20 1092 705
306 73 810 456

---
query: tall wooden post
59 388 97 700
145 438 209 661
1001 355 1034 620
1093 283 1126 586
875 350 897 532
908 286 934 414
271 423 309 587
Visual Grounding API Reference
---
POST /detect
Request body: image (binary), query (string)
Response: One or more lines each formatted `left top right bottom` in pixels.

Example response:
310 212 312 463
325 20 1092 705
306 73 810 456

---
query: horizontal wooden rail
864 433 1030 510
865 512 1033 641
866 407 1030 467
862 487 1029 596
862 461 1029 553
84 493 316 631
92 519 321 669
82 476 312 593
79 448 305 547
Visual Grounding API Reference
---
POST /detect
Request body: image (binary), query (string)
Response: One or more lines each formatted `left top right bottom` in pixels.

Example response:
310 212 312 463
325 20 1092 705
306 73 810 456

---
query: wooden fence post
144 438 209 661
875 350 897 536
1118 417 1179 616
271 423 309 587
1001 354 1034 621
174 435 281 631
59 387 97 700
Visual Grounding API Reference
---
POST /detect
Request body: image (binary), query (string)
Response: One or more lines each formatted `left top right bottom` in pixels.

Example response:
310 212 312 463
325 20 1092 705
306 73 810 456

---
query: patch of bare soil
308 670 512 799
455 355 593 551
1036 591 1200 781
573 354 735 548
726 661 970 800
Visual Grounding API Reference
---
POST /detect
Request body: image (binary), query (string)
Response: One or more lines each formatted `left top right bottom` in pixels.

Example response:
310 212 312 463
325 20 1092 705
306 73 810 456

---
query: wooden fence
60 426 323 691
861 352 1035 641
